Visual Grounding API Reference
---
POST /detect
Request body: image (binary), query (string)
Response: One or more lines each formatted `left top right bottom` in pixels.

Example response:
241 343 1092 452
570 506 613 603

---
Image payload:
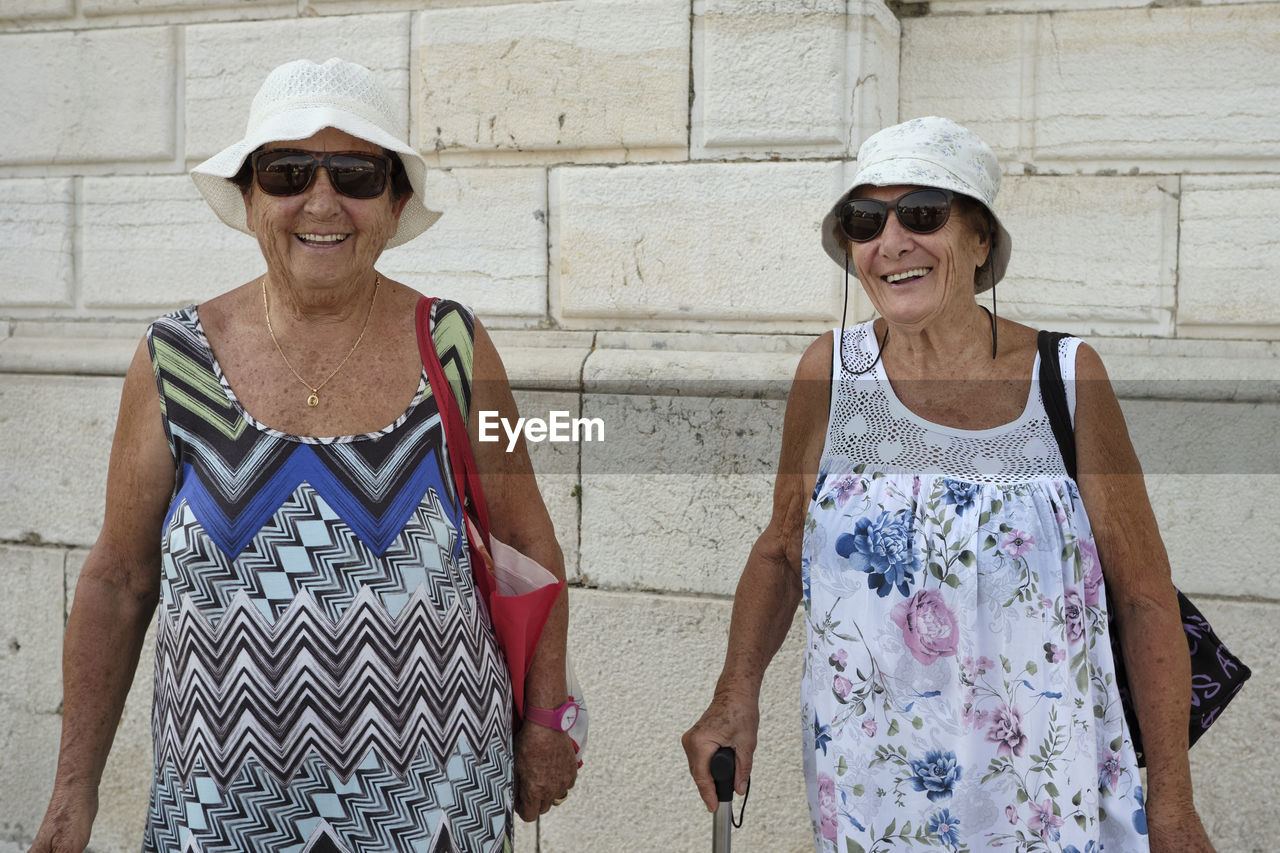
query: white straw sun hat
191 58 441 249
821 116 1012 293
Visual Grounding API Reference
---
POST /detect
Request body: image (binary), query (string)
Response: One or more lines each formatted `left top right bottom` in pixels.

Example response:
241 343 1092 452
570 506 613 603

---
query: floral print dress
800 323 1148 853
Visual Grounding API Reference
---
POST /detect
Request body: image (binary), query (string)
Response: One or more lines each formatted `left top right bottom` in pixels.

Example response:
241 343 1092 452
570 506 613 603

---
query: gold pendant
307 392 320 407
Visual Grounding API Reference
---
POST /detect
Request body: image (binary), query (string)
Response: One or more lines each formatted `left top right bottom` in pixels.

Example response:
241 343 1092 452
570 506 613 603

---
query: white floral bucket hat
821 116 1012 292
191 58 441 249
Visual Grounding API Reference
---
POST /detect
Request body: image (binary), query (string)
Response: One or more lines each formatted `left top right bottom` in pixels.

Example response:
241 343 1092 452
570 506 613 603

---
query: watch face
560 704 578 731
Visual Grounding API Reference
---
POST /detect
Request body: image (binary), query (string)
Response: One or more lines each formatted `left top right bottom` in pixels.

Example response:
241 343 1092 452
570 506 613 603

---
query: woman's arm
1073 343 1213 853
467 318 576 821
28 338 174 853
681 333 832 812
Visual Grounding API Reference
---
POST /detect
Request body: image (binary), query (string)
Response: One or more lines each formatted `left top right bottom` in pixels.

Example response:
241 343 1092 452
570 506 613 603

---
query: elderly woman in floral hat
683 117 1214 852
29 58 575 853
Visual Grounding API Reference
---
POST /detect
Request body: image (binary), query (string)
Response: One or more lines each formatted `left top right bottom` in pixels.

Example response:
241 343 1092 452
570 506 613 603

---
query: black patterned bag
1037 331 1251 766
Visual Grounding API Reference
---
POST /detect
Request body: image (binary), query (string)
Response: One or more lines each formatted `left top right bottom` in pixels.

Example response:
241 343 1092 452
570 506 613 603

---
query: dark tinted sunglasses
836 188 955 243
252 149 393 199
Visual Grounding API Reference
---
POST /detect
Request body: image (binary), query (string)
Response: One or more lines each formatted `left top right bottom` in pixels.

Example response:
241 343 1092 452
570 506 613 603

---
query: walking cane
710 746 736 853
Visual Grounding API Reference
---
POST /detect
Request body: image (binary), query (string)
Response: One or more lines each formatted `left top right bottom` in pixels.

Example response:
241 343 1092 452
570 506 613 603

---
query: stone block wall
2 0 1277 850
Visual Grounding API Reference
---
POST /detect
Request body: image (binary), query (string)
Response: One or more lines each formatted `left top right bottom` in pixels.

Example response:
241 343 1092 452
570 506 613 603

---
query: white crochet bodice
821 321 1080 485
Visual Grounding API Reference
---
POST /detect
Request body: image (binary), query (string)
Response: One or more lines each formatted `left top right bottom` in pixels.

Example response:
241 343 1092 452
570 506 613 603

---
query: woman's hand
1147 797 1216 853
682 690 760 813
26 783 97 853
512 723 577 821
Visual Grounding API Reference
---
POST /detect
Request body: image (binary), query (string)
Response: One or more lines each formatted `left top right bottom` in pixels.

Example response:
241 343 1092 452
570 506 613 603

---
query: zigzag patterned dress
143 300 512 853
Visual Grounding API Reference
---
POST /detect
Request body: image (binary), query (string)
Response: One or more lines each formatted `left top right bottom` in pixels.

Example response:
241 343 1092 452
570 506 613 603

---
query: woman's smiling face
846 184 991 332
242 127 409 291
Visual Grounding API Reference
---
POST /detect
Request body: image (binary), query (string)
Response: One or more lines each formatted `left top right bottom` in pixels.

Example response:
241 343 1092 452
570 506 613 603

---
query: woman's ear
241 186 257 234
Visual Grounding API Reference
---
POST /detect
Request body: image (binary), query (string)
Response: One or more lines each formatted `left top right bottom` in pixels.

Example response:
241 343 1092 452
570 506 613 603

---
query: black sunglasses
252 149 393 199
836 188 955 243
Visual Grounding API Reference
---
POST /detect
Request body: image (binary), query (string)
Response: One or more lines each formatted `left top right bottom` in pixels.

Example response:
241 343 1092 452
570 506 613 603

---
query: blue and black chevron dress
143 300 512 853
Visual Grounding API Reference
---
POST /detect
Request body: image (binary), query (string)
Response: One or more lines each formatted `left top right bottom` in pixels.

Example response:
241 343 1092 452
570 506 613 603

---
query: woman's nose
878 211 915 256
303 167 341 211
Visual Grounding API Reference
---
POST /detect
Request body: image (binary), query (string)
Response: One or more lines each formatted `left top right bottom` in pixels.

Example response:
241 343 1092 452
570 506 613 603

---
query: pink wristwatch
524 698 580 732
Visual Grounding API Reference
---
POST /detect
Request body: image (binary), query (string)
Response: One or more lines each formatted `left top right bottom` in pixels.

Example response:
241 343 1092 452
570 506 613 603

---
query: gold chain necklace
262 274 380 408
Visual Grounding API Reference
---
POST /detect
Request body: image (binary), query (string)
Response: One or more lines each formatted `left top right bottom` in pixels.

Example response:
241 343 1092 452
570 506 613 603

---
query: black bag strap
1037 330 1077 480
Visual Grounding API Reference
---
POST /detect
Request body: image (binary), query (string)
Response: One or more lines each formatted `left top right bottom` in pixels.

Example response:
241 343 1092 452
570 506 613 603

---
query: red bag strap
414 296 492 545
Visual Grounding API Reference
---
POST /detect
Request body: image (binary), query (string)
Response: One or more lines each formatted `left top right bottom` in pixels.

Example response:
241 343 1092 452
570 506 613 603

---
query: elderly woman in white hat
683 117 1213 852
29 58 575 853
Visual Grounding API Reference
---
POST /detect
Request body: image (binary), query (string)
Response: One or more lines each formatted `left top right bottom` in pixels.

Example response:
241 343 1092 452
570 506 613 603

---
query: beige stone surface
0 697 61 846
184 15 412 162
1178 175 1280 338
80 175 266 308
0 27 176 166
0 0 71 19
904 5 1280 171
514 389 584 581
551 161 844 331
1184 598 1279 853
414 0 689 164
538 588 811 853
85 0 289 14
1032 5 1280 167
900 13 1026 161
692 0 848 157
579 393 781 594
995 176 1178 337
0 545 64 715
380 167 549 325
0 179 74 308
0 374 121 547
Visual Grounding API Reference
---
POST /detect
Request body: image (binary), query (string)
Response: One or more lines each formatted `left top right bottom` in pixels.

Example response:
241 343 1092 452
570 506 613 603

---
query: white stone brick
1032 6 1280 166
0 546 64 715
0 0 72 20
184 15 412 162
551 161 844 331
900 13 1027 162
64 550 157 853
1178 175 1280 338
694 0 899 159
414 0 689 165
81 175 265 309
0 698 60 845
0 375 121 547
512 390 582 581
538 589 810 852
579 393 781 594
903 6 1280 170
85 0 288 14
380 167 548 324
0 28 176 166
0 179 74 308
995 176 1177 337
1183 599 1280 852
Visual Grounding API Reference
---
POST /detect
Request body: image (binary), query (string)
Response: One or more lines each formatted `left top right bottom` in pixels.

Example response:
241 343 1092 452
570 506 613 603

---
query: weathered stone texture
184 15 411 161
0 28 176 166
380 167 548 324
0 0 72 20
1178 175 1280 336
0 546 64 715
693 0 847 156
996 176 1178 336
899 13 1026 161
579 393 781 594
81 175 265 308
903 5 1280 169
538 589 810 853
551 161 843 331
0 179 75 308
1185 598 1280 853
84 0 288 14
415 0 689 163
693 0 899 159
0 375 122 547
